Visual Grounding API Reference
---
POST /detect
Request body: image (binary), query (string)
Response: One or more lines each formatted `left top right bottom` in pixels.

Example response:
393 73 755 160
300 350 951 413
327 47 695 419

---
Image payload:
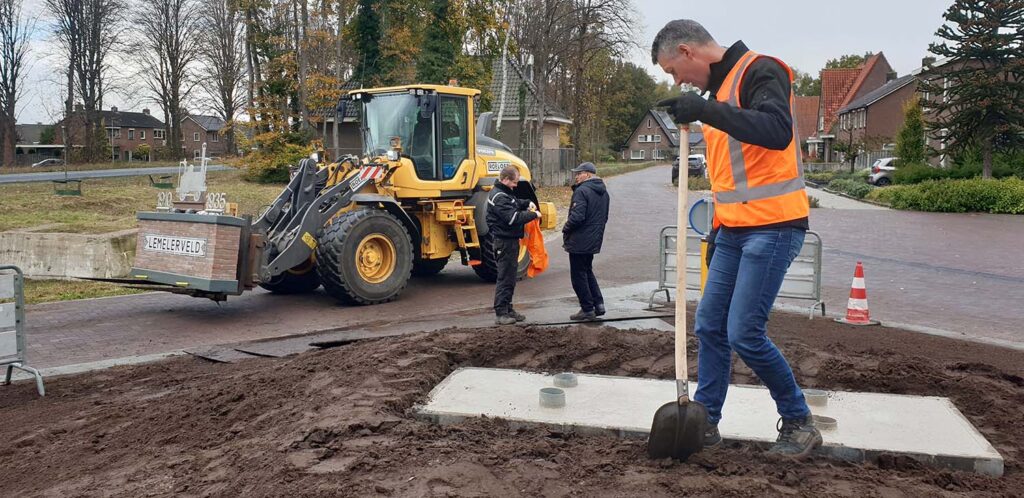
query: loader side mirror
335 97 349 121
417 94 437 120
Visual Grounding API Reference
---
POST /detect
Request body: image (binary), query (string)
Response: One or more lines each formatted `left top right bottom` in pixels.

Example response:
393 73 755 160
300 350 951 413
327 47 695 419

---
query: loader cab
350 87 473 187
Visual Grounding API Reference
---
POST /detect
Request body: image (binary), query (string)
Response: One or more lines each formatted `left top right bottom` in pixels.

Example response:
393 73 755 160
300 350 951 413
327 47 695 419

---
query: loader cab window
360 92 437 179
439 96 468 180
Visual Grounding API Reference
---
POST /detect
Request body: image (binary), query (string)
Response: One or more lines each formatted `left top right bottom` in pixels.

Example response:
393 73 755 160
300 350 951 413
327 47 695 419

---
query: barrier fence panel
649 227 825 318
1 265 45 396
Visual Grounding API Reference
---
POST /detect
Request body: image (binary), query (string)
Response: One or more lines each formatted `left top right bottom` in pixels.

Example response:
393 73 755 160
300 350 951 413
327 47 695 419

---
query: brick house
833 73 917 156
621 110 704 162
807 53 895 161
913 56 1008 167
794 95 820 156
181 115 228 159
56 106 166 161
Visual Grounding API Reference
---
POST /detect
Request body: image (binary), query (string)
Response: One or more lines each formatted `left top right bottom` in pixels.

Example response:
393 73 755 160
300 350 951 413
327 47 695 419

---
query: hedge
243 143 312 183
885 178 1024 214
894 162 1024 185
827 178 874 199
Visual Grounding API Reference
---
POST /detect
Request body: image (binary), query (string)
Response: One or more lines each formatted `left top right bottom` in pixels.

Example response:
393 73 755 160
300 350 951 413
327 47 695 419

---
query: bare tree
47 0 123 162
508 0 637 160
510 0 576 162
133 0 201 159
565 0 635 151
199 0 246 155
0 0 34 167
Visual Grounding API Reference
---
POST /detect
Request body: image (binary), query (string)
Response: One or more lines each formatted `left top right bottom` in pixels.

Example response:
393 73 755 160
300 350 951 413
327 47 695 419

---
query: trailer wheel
316 209 413 305
470 233 531 283
258 258 321 294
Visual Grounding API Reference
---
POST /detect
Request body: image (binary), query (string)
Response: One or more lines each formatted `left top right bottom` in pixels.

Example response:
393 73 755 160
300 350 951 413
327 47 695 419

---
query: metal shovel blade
647 398 708 461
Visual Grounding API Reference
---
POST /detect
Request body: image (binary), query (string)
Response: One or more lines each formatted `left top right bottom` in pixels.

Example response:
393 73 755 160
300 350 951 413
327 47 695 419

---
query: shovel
647 123 708 461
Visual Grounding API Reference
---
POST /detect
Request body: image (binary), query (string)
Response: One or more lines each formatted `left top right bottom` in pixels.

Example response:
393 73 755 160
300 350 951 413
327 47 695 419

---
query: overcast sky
632 0 951 82
15 0 953 125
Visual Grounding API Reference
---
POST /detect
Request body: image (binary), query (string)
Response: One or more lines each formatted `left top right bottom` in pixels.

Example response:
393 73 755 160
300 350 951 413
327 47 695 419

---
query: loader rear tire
471 233 531 283
316 209 413 305
258 264 321 294
412 256 448 277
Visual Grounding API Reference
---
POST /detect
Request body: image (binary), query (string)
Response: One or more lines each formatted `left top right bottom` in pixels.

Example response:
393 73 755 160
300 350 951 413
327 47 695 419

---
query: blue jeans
693 227 810 425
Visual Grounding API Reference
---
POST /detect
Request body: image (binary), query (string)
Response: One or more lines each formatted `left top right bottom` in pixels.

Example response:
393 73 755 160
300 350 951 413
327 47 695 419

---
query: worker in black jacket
487 166 541 325
562 162 610 321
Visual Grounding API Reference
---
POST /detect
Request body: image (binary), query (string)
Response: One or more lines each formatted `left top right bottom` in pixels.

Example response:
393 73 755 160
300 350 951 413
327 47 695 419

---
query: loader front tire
316 209 413 305
471 233 531 283
259 259 321 294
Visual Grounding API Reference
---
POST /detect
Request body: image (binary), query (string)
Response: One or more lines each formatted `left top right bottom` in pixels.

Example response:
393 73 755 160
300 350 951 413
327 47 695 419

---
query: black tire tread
471 234 530 283
316 209 413 305
412 257 448 277
258 268 321 294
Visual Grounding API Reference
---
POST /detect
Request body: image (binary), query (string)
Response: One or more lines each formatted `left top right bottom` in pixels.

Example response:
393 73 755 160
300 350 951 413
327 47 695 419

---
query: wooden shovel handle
675 124 690 401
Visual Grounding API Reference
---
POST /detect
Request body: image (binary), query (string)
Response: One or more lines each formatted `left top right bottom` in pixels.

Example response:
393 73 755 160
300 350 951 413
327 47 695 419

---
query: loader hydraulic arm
254 156 378 283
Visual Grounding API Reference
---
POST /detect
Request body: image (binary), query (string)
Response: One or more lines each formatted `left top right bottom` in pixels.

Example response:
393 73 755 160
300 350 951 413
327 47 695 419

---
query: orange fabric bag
523 218 549 278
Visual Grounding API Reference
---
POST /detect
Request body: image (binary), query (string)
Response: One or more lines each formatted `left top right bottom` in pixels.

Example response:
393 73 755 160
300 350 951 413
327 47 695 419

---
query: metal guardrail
1 265 45 396
649 227 825 319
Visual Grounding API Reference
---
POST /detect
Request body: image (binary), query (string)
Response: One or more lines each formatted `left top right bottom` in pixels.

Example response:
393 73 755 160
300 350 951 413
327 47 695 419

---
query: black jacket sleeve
562 190 587 234
699 58 794 150
492 192 538 228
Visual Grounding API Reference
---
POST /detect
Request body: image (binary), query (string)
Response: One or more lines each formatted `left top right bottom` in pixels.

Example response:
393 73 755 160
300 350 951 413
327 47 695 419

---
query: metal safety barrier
649 227 825 319
1 265 44 396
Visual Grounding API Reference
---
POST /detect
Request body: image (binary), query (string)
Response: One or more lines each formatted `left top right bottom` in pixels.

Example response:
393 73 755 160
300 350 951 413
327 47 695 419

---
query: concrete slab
601 318 673 332
417 368 1003 477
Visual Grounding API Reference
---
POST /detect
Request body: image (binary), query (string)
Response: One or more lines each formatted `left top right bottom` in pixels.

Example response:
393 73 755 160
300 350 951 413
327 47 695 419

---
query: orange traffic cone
835 261 880 326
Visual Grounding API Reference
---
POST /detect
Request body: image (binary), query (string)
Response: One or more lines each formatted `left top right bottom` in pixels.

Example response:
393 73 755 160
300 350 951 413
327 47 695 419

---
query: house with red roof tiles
794 95 820 155
807 53 894 161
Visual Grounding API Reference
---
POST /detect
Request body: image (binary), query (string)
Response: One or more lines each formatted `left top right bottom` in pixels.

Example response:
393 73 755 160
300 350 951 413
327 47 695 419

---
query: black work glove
656 93 707 124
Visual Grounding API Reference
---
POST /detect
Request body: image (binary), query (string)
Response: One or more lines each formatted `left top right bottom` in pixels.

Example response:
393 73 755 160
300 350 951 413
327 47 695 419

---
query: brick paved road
19 166 1024 370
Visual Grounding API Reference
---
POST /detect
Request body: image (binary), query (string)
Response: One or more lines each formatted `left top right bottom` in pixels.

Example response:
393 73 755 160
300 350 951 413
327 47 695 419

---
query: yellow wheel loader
121 84 557 304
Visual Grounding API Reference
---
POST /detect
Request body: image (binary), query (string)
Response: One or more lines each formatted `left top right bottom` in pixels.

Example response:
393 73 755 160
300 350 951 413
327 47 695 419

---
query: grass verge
22 279 145 305
0 169 283 234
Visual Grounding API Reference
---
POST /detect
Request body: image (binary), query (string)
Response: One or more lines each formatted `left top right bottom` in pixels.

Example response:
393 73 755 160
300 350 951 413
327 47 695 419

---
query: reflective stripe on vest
710 51 806 206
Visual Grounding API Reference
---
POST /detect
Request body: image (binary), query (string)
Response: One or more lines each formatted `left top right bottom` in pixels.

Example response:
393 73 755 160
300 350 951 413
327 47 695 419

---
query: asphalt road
0 165 233 184
19 165 1024 370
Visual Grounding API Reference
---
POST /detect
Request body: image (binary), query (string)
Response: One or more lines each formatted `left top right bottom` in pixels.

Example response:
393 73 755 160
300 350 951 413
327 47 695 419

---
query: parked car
31 158 63 168
868 157 897 186
671 154 708 184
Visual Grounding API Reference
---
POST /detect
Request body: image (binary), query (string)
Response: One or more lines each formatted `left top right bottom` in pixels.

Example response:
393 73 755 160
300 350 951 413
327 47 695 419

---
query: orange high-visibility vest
703 50 809 228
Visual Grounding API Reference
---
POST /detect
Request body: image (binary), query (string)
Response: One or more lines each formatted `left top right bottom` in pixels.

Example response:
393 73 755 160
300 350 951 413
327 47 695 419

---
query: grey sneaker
595 304 606 317
704 424 722 447
569 309 596 321
508 310 526 322
768 415 822 458
495 315 517 325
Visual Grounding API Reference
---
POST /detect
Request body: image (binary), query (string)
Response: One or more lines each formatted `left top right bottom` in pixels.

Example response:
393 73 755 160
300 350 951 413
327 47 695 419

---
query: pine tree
351 0 382 85
894 98 926 166
416 0 459 84
921 0 1024 178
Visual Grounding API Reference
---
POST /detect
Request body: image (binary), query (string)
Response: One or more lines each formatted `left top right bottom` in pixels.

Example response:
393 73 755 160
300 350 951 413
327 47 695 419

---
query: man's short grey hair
651 19 716 64
499 165 519 182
